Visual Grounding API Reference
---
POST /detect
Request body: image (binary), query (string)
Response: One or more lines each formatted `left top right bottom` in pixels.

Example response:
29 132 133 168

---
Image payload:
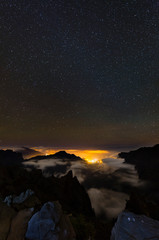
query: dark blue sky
0 0 159 149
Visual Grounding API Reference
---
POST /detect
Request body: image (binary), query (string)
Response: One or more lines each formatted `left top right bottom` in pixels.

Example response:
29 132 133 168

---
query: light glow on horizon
31 147 116 164
85 158 103 164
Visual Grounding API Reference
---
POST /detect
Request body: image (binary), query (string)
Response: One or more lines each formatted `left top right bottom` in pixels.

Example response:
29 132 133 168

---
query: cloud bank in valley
23 155 146 219
88 188 129 219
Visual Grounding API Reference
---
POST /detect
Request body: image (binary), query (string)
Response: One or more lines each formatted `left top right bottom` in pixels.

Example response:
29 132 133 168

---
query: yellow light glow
85 158 103 164
32 147 116 164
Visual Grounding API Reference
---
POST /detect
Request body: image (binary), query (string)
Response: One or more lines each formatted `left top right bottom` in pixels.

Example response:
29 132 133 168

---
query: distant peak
28 150 82 161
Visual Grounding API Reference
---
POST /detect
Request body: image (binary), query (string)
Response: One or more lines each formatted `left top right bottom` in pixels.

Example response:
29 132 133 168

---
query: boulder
7 208 34 240
25 201 75 240
111 211 159 240
0 201 16 240
4 189 34 206
25 202 61 240
26 213 56 239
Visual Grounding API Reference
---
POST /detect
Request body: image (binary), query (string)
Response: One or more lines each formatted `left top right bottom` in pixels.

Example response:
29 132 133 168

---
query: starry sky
0 0 159 149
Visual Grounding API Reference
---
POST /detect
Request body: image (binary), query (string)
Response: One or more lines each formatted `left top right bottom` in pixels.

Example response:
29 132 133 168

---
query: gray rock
25 202 60 240
13 189 34 204
111 211 159 240
4 189 34 206
3 195 12 207
25 201 76 240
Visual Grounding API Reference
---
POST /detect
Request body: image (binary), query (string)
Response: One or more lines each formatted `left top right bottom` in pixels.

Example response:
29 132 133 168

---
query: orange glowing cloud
32 147 116 164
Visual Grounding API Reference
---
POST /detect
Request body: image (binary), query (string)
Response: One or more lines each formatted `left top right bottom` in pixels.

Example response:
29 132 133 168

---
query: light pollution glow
32 147 117 164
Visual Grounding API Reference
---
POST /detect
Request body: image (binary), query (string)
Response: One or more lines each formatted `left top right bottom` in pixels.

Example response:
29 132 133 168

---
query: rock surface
111 211 159 240
25 202 56 240
0 197 75 240
0 201 16 240
7 208 34 240
25 201 76 240
4 189 34 206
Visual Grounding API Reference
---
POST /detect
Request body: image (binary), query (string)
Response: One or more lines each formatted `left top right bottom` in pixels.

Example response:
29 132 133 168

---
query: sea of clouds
23 155 146 219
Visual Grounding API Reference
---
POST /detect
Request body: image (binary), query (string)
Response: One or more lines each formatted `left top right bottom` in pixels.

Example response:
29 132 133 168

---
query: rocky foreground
0 167 95 239
1 192 76 240
0 148 159 239
111 211 159 240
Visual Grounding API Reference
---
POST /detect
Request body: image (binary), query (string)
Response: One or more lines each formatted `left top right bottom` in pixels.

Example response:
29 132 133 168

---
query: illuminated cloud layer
23 148 146 219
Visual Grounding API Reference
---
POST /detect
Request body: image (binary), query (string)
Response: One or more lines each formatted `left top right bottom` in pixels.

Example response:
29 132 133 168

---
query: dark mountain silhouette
28 150 82 161
0 149 23 166
119 144 159 222
118 144 159 182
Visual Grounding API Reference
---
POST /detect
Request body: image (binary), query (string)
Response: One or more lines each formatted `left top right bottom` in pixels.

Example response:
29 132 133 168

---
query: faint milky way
0 0 159 148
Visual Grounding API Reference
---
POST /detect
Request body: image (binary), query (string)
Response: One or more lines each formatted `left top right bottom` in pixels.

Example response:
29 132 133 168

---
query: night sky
0 0 159 149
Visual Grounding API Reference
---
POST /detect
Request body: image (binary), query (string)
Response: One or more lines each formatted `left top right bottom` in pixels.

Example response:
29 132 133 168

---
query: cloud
23 157 147 219
88 188 129 219
23 158 70 176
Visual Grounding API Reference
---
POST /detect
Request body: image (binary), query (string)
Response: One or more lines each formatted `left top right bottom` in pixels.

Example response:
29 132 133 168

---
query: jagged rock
12 194 41 212
3 195 12 207
25 202 57 240
59 171 94 217
0 201 16 240
7 208 34 240
13 189 34 204
25 201 76 240
0 165 94 218
4 189 34 206
111 211 159 240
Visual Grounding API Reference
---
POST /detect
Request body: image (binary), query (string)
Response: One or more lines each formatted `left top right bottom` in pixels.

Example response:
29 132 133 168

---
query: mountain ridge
27 150 82 161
